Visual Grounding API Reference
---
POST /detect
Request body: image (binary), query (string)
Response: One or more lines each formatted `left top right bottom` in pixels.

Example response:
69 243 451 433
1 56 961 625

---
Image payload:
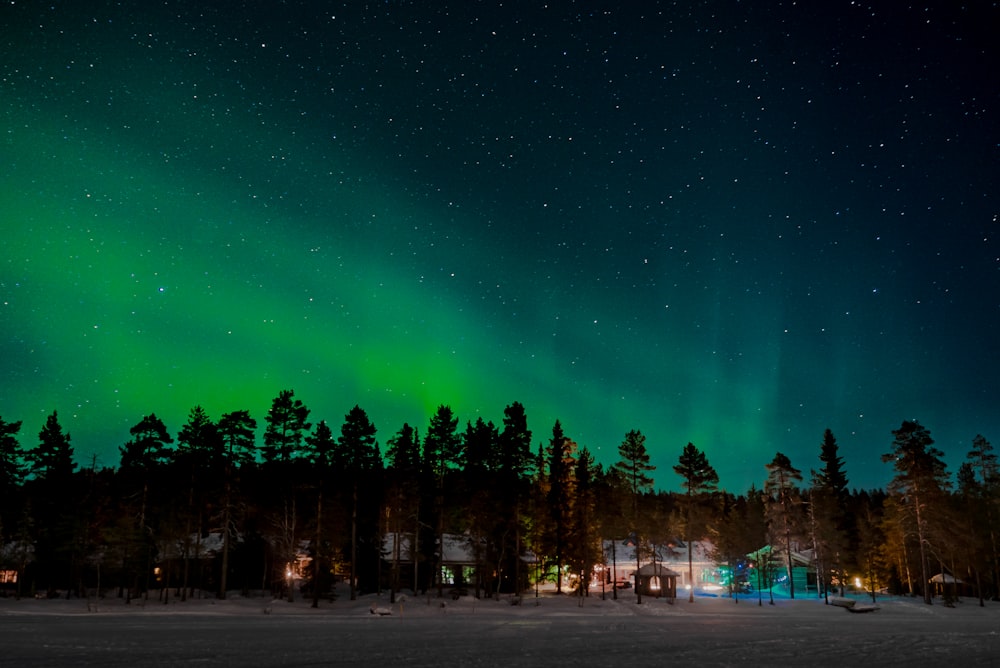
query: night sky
2 1 997 493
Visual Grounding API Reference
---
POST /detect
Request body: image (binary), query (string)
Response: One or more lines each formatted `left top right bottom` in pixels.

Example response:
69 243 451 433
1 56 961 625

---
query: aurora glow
2 2 997 492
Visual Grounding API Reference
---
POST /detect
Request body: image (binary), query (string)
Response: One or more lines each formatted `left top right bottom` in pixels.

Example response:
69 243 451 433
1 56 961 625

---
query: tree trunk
913 491 932 604
611 539 618 600
350 483 358 601
218 475 231 600
635 537 642 604
312 489 322 608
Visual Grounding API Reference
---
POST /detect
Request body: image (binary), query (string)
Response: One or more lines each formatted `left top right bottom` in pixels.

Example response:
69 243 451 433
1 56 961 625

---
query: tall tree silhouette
216 409 256 599
882 420 949 604
0 416 25 535
497 402 533 594
545 420 577 593
385 423 420 598
175 406 220 600
765 452 802 598
304 419 336 607
570 446 598 600
461 416 498 596
966 434 999 599
119 413 173 601
809 429 850 601
31 410 76 482
674 442 718 602
262 390 310 600
422 405 459 596
614 429 654 603
262 390 311 464
337 405 381 600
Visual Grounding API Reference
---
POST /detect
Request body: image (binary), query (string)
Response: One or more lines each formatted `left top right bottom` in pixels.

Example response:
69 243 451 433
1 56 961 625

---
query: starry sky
2 1 997 493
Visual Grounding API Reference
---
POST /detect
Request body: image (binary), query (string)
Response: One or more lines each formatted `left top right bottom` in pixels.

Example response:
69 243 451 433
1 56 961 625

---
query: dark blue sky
1 1 997 492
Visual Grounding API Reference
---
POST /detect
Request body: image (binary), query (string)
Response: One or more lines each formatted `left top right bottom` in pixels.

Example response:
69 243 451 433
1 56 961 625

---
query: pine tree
709 492 757 603
674 442 718 602
547 426 577 594
497 402 533 594
262 389 311 464
743 485 771 605
385 423 421 599
117 413 173 601
337 405 381 600
594 464 629 599
955 462 986 605
569 446 599 601
215 409 257 600
614 429 654 603
614 430 655 516
217 410 257 468
765 452 802 599
461 416 498 596
262 391 310 601
966 434 1000 598
422 405 459 596
304 420 336 608
854 493 885 603
882 420 949 604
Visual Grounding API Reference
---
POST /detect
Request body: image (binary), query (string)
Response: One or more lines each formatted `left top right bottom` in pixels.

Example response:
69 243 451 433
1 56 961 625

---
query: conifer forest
1 390 995 608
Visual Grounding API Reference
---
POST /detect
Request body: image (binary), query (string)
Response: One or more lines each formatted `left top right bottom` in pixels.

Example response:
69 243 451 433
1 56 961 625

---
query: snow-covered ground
2 590 998 666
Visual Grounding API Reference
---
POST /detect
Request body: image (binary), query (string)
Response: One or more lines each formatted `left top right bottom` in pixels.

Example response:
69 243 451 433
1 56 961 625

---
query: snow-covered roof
157 532 225 560
382 533 484 565
636 562 681 577
601 539 717 566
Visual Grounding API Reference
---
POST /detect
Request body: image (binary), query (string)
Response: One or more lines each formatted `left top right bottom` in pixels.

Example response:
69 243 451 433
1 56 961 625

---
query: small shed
929 572 969 599
635 563 679 599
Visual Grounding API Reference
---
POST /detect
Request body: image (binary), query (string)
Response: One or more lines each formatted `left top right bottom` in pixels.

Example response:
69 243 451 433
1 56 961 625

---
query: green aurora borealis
2 1 998 492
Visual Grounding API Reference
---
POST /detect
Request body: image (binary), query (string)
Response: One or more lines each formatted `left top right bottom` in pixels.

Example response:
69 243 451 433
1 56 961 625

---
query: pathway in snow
2 593 998 666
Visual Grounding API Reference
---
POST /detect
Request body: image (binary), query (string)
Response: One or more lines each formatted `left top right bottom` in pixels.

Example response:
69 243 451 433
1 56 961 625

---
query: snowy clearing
2 592 998 666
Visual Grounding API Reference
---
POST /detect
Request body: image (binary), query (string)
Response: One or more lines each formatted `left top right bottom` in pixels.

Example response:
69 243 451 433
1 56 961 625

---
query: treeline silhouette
0 389 996 607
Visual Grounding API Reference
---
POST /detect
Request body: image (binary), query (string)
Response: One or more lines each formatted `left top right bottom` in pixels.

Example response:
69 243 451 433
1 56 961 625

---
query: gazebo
635 562 679 600
929 573 968 599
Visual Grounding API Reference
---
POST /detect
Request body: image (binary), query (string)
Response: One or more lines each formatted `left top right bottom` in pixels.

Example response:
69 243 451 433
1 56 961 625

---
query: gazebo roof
636 562 680 577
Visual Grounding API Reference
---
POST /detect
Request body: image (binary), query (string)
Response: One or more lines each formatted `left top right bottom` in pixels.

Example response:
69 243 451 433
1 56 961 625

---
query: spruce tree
0 416 25 530
810 429 850 601
175 406 220 600
32 410 76 482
